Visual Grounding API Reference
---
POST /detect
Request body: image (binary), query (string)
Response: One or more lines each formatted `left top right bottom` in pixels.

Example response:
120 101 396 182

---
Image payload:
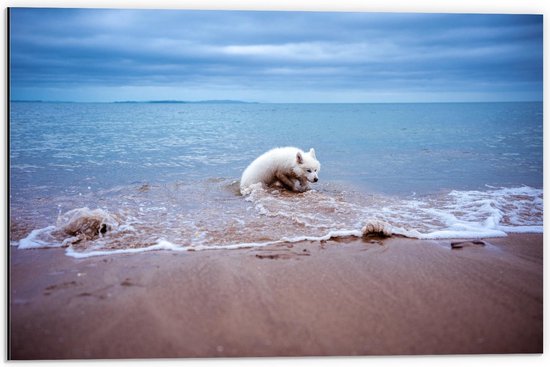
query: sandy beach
8 233 542 359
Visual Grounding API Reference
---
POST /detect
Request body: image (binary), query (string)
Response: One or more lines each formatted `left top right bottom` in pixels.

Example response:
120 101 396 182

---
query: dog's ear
296 152 303 164
309 148 316 159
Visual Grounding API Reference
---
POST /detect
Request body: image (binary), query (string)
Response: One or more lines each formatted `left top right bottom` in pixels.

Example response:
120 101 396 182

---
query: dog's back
240 147 320 193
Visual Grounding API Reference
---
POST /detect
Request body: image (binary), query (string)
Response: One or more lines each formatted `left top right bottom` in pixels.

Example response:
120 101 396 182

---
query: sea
9 101 543 258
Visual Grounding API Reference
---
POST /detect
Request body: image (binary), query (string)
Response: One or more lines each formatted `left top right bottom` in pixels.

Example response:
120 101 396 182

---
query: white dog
240 147 321 194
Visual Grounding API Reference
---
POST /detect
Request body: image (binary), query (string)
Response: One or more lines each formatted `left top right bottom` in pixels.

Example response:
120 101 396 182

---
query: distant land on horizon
114 99 258 104
10 99 258 104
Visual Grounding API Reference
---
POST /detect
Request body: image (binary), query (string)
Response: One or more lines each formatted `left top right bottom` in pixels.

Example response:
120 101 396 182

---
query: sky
9 8 543 103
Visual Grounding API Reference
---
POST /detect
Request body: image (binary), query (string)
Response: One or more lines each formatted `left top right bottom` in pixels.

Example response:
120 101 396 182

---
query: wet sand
9 234 542 359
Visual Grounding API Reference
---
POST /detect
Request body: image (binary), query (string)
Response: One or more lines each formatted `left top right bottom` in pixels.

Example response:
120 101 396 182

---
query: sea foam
14 182 543 257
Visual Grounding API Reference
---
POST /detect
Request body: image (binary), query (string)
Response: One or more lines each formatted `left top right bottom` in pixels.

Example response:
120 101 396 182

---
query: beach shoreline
8 233 543 359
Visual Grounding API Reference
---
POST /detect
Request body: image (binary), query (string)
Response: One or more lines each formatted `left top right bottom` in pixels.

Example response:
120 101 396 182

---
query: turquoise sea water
9 102 543 256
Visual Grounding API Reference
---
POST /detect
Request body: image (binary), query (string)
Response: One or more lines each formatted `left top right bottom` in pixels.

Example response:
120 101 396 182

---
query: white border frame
2 1 547 367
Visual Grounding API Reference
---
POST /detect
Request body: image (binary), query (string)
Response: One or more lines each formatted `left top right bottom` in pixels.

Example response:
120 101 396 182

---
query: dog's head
296 148 321 183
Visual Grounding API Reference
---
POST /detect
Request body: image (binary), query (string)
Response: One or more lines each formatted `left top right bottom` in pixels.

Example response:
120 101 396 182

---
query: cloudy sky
9 8 543 103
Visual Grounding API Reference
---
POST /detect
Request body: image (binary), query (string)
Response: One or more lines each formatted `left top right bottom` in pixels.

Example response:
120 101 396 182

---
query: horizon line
9 99 543 104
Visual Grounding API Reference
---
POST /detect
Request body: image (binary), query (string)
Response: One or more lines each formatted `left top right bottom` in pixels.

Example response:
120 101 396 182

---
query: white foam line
392 226 508 240
416 229 508 240
63 229 364 258
64 241 188 258
185 239 283 252
64 239 284 258
52 222 539 258
281 229 362 243
17 226 59 249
